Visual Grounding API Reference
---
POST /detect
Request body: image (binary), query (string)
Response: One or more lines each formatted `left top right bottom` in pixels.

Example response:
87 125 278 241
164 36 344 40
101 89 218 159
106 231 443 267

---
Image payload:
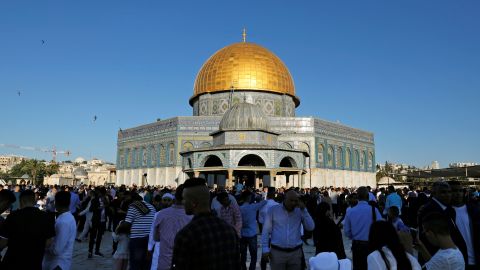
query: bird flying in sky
17 91 21 96
41 40 46 45
93 115 97 122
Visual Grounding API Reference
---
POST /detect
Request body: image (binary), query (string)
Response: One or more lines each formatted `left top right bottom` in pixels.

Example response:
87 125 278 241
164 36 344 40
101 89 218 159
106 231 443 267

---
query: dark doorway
235 171 255 188
238 154 265 167
204 155 223 167
280 157 297 167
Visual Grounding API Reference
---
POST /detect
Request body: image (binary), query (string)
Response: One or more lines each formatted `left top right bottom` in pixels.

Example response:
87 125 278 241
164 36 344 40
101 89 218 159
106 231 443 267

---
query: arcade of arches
186 154 305 189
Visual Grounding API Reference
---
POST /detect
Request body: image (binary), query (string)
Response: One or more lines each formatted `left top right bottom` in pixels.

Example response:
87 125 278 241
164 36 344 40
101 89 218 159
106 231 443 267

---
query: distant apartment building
44 157 115 185
449 162 479 168
0 155 28 172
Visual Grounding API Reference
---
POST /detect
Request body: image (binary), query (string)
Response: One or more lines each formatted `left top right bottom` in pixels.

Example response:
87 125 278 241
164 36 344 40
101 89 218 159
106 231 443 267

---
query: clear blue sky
1 0 479 167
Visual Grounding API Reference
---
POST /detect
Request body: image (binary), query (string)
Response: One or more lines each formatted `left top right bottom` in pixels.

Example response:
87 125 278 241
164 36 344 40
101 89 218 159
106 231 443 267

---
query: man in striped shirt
117 192 156 270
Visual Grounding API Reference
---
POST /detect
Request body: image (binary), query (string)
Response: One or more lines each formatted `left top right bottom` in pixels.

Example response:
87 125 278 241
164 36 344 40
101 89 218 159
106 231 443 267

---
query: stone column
269 170 277 188
254 172 260 189
298 171 303 188
227 169 234 188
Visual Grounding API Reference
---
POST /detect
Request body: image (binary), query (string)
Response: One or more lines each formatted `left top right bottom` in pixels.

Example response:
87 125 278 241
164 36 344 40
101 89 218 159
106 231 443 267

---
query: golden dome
191 42 298 106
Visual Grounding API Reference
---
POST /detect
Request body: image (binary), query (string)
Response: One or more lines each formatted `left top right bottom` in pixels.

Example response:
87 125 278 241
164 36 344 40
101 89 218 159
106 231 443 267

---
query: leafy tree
9 161 27 177
0 171 9 180
45 163 60 176
6 159 46 184
21 159 46 184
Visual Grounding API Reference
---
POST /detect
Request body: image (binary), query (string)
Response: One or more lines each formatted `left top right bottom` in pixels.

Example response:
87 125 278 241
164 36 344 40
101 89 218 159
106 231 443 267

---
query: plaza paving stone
71 229 352 270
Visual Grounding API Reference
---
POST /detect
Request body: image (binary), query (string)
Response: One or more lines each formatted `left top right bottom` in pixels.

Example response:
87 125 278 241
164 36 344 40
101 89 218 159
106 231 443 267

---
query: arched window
168 143 175 165
354 149 360 169
317 144 324 164
136 148 142 168
360 150 366 170
298 142 310 154
280 142 293 149
336 147 343 168
126 149 131 168
131 148 136 168
183 142 194 151
327 146 334 167
159 144 165 165
345 148 351 169
151 146 157 167
142 147 147 167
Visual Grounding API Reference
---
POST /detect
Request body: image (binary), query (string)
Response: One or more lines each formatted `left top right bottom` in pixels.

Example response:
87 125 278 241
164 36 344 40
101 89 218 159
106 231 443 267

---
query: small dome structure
75 157 86 163
219 101 269 131
73 167 88 177
377 176 396 185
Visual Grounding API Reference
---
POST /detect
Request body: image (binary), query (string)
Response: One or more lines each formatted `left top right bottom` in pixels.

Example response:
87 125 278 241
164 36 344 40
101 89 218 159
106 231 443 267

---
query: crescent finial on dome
242 27 247 43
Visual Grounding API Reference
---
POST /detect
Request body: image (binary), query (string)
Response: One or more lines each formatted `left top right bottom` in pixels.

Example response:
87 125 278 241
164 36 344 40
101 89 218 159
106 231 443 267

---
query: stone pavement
72 230 352 270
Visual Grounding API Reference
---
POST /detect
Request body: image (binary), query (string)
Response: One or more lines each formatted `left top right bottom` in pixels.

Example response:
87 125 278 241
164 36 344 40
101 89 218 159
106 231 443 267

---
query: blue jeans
240 236 257 270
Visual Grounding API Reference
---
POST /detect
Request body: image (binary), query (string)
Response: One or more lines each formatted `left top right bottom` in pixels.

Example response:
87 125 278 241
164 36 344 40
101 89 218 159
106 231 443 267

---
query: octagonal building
116 34 376 188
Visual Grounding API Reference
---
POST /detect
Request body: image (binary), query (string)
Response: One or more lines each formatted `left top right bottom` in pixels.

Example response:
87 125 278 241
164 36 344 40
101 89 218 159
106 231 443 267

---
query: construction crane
0 144 71 162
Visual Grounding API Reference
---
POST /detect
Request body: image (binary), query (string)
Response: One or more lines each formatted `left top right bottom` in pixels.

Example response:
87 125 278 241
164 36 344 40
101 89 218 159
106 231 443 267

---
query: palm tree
22 159 46 185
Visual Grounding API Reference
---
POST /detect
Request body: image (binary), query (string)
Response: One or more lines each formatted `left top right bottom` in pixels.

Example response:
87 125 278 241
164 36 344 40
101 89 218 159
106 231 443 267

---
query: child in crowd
388 206 409 232
112 221 130 270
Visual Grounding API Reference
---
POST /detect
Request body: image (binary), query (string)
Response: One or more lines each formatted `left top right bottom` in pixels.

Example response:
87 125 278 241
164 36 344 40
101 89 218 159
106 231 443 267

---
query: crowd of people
0 180 478 270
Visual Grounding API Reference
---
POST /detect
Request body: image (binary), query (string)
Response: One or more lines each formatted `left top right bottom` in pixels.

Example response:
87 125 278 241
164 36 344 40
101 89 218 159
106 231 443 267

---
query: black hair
422 212 450 235
216 192 229 201
55 191 71 209
0 189 16 204
20 189 35 202
369 221 412 270
357 186 369 201
175 184 185 202
316 201 330 217
240 190 252 202
388 206 400 217
131 192 143 201
183 178 206 188
153 194 162 202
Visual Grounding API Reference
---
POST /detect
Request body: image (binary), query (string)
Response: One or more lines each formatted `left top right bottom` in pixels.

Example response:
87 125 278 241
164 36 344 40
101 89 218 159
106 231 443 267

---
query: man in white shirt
417 212 465 270
450 181 479 270
258 187 278 270
43 191 77 270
